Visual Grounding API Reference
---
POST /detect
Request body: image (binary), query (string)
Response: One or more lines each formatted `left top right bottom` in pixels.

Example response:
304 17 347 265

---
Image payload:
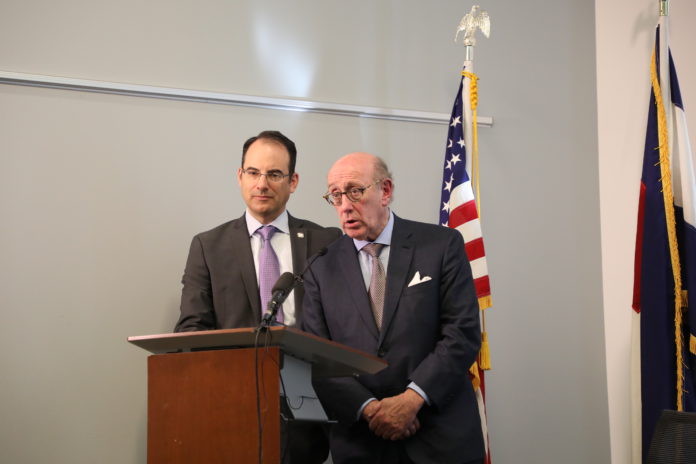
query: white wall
0 1 609 463
478 1 609 462
596 1 696 463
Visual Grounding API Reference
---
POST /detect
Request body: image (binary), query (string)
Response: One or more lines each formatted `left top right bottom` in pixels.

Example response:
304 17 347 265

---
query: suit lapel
380 216 413 344
232 215 262 321
288 214 308 314
337 237 380 341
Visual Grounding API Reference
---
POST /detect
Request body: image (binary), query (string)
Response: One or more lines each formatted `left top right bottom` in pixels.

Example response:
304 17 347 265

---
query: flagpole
462 45 476 193
454 3 492 326
658 2 672 147
462 37 475 179
660 0 669 16
452 7 493 463
462 61 475 201
455 6 489 214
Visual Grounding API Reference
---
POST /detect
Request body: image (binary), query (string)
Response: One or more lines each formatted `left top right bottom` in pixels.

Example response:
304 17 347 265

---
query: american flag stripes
439 68 491 310
439 63 492 464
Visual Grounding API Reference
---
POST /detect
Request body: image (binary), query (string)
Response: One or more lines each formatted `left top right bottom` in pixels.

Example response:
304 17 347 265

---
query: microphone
270 272 296 310
260 272 295 327
258 247 328 329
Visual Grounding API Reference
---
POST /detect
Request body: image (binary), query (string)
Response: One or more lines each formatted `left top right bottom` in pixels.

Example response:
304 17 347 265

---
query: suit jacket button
378 349 386 357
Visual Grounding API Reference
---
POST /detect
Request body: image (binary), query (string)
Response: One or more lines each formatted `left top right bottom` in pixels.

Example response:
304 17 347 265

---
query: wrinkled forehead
327 168 374 191
327 157 375 189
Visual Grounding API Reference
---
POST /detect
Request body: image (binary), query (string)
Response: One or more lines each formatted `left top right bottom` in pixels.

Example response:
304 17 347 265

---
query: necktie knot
257 225 277 241
363 243 384 259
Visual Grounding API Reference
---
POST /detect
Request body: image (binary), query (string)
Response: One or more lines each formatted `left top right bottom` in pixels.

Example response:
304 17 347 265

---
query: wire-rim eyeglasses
241 168 291 183
322 180 382 206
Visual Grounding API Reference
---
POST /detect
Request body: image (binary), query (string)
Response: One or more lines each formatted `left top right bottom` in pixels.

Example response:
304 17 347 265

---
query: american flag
439 69 491 310
439 65 492 464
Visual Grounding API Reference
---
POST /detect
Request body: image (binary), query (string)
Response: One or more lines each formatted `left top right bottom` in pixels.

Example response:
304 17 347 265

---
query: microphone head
272 272 296 294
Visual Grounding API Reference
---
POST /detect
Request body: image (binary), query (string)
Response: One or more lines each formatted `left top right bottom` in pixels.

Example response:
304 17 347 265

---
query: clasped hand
362 389 424 441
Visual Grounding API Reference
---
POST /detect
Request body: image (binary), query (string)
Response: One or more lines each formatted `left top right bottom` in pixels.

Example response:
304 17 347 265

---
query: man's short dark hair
242 130 297 176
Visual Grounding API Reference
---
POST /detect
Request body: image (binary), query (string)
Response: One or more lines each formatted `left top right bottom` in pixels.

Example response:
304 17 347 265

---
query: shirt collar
353 210 394 251
245 209 290 236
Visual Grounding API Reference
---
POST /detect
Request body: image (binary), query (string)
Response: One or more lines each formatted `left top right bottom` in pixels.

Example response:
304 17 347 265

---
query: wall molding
0 70 493 127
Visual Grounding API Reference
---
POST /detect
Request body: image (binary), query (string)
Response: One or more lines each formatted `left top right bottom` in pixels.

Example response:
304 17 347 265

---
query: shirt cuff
356 397 377 421
407 382 431 405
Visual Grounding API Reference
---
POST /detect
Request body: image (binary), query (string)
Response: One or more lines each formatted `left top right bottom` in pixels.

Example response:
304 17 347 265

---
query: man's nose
337 198 353 214
255 174 270 189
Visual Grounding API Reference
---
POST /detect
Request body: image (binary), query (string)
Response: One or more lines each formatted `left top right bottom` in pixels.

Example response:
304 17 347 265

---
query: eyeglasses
241 168 290 183
323 180 382 206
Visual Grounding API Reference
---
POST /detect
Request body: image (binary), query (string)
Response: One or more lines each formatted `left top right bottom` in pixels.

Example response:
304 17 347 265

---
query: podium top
127 326 386 378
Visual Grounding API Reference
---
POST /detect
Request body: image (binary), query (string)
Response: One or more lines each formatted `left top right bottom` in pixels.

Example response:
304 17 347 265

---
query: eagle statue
455 5 491 46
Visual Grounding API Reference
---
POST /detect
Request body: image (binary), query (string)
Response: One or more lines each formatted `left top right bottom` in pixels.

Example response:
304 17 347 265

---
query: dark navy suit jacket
302 215 485 464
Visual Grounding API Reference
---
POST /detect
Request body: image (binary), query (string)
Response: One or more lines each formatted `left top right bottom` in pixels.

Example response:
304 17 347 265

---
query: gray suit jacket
175 213 341 331
301 215 485 464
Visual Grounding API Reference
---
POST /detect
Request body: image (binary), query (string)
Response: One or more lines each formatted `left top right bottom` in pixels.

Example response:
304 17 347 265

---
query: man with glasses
175 130 340 463
302 152 485 464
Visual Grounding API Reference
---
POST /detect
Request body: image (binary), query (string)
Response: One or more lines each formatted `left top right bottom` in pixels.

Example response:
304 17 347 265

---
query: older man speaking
302 152 485 464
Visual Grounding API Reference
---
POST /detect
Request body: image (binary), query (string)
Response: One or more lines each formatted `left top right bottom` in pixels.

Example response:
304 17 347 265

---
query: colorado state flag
632 18 696 463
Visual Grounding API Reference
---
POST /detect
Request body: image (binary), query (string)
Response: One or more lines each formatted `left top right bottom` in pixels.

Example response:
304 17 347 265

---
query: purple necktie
257 225 283 323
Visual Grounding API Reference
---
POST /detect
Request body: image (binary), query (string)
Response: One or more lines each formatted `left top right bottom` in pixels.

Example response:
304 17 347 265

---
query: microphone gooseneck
293 247 328 286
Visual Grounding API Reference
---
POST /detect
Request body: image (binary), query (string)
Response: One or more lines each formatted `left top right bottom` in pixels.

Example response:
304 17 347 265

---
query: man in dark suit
302 152 485 464
175 130 341 463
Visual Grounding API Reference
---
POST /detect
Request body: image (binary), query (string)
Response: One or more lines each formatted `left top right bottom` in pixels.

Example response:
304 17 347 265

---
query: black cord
265 345 291 464
284 395 307 410
256 327 298 464
255 327 282 464
254 327 264 464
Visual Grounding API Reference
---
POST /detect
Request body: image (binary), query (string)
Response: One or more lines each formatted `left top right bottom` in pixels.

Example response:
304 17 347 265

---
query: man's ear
289 172 299 193
381 178 394 205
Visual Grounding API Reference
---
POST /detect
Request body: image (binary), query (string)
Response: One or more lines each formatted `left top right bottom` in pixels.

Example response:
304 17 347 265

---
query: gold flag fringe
650 45 685 411
462 69 491 375
479 330 491 370
462 71 482 213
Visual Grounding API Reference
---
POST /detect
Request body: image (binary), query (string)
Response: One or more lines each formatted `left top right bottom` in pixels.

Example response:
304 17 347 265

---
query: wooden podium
128 326 386 464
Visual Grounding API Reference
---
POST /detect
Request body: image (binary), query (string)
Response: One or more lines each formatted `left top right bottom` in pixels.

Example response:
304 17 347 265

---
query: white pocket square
408 271 432 287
